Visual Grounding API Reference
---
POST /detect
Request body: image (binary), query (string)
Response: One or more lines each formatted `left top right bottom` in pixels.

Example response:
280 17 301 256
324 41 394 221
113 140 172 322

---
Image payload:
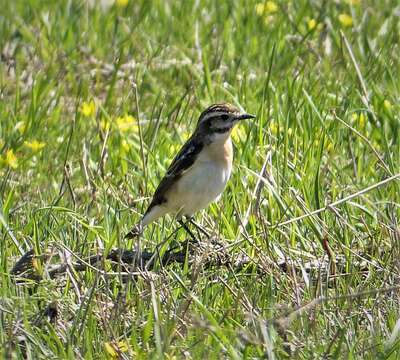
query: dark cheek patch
214 127 231 134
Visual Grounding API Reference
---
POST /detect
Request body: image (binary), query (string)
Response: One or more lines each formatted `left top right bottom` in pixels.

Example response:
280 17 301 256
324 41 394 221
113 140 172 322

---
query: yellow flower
166 143 182 163
115 0 128 7
104 341 129 359
80 100 96 117
351 112 365 129
180 131 191 142
308 19 317 30
14 121 26 134
383 99 392 110
169 143 180 155
100 119 111 131
4 149 18 169
269 121 278 136
358 113 366 128
325 140 334 153
24 140 46 151
338 13 353 27
255 1 277 15
265 1 278 13
255 3 265 16
121 139 130 152
116 114 138 133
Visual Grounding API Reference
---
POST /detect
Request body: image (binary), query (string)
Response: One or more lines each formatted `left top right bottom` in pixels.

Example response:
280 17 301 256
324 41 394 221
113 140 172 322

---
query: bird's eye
221 114 229 121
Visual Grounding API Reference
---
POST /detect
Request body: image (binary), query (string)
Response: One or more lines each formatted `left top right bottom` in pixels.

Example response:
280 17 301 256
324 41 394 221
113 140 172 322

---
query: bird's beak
235 113 256 121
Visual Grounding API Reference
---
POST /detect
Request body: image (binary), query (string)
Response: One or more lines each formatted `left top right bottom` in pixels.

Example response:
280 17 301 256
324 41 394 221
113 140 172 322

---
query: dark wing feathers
144 137 204 212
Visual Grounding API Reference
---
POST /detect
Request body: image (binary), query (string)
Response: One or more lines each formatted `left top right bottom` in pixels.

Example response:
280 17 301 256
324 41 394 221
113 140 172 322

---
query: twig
97 116 111 178
274 173 400 227
271 285 400 329
0 209 24 255
134 86 148 191
239 150 272 235
335 114 391 176
341 30 391 176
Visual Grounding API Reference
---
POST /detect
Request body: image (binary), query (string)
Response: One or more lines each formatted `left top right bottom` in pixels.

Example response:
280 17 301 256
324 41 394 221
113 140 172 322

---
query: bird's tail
125 223 143 239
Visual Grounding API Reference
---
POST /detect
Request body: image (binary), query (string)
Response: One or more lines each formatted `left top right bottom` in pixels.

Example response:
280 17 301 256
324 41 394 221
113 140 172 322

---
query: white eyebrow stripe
200 111 228 123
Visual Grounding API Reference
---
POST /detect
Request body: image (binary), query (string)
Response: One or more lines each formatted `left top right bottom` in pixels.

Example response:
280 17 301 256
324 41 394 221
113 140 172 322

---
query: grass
1 0 400 358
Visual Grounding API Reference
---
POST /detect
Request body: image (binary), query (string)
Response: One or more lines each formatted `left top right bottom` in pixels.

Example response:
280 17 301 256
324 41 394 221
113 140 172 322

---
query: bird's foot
125 223 143 239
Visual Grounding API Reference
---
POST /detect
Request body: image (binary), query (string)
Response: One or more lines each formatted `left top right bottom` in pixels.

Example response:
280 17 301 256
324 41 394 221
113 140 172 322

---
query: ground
1 0 400 359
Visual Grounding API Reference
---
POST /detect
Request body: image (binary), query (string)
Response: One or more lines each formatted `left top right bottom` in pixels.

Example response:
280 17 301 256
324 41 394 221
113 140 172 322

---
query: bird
126 103 255 239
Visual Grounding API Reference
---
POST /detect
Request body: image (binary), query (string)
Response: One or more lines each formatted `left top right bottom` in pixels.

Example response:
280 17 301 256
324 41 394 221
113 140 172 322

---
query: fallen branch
10 239 236 281
11 240 380 285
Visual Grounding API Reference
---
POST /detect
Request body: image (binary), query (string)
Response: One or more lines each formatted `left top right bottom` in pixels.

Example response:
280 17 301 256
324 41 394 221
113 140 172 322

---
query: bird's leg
178 219 199 244
188 217 210 238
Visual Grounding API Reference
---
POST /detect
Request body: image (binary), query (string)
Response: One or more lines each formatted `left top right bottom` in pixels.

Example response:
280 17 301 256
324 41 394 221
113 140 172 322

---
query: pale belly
168 160 232 217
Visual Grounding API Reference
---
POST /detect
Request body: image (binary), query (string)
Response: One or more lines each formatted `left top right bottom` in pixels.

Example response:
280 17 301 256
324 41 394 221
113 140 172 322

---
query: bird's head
196 103 255 140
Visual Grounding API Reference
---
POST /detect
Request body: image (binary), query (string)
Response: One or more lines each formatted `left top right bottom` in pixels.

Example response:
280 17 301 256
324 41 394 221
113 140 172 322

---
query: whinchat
126 103 255 238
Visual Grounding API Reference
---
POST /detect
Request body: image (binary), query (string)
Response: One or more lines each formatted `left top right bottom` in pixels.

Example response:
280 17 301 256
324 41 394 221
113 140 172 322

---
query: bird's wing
144 137 204 213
